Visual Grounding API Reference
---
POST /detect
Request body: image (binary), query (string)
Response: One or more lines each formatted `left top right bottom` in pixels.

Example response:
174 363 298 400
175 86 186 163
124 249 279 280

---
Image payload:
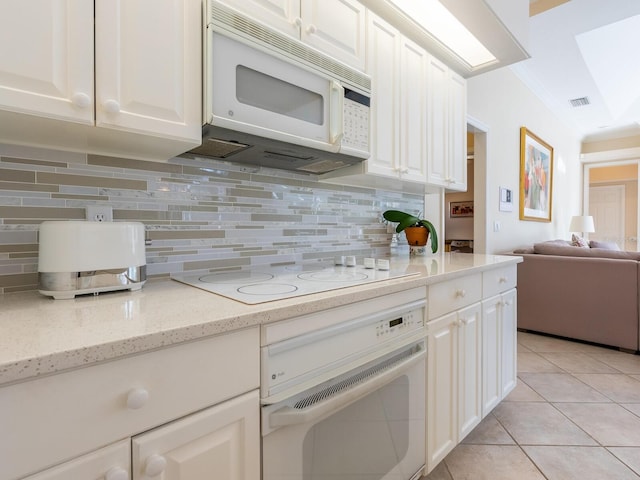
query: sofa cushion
533 242 640 260
571 234 590 248
589 240 621 250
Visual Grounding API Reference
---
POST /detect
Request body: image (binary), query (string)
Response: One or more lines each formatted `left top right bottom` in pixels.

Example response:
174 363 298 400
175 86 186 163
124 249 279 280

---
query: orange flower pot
404 226 429 246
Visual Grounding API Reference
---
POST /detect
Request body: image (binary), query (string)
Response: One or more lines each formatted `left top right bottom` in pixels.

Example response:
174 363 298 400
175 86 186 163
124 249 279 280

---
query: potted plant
383 210 438 253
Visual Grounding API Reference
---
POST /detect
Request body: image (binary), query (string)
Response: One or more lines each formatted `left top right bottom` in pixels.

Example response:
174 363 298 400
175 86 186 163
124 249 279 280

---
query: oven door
261 339 426 480
208 31 345 153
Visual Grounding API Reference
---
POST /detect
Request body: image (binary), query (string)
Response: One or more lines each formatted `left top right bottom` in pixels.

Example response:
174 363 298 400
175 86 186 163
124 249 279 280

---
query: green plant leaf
419 220 439 253
382 210 412 222
396 216 419 233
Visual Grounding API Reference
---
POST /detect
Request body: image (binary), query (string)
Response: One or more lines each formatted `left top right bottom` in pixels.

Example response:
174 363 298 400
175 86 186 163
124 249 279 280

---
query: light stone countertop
0 253 521 386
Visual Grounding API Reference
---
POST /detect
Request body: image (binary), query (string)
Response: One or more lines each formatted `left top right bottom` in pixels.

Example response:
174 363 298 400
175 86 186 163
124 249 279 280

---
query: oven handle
268 345 425 428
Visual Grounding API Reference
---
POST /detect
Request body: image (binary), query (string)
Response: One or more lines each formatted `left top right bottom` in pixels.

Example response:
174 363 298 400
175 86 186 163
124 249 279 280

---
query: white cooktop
172 264 418 304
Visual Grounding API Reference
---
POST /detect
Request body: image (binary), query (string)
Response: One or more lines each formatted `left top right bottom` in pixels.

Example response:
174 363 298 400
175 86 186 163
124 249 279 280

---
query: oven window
302 375 410 479
236 65 324 125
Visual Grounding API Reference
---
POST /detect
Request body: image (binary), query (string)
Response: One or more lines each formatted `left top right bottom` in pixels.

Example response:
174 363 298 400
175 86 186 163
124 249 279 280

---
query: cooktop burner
172 263 418 304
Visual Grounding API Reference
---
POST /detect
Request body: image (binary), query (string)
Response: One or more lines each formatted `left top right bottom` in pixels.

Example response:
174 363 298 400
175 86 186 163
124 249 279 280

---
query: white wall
467 66 583 253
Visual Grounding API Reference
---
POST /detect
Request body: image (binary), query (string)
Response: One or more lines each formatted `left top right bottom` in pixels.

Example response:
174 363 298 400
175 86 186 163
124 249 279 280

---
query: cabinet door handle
145 454 167 477
71 92 91 109
401 167 409 174
105 466 129 480
126 387 149 410
460 318 470 325
499 276 507 283
306 23 317 34
455 289 466 298
103 99 121 114
293 17 302 27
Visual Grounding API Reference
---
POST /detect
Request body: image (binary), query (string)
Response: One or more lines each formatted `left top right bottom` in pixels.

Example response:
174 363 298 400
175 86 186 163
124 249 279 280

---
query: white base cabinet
3 328 260 480
426 295 482 472
132 390 260 480
426 265 517 474
482 288 517 415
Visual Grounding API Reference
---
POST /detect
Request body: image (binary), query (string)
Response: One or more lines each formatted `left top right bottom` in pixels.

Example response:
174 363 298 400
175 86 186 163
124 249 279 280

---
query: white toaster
38 221 147 300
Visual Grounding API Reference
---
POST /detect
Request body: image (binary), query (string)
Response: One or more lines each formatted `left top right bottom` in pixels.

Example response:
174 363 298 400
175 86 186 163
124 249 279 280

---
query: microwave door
210 33 340 153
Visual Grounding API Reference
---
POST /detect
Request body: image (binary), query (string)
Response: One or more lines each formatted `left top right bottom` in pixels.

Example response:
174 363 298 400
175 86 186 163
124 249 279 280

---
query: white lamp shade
569 215 595 233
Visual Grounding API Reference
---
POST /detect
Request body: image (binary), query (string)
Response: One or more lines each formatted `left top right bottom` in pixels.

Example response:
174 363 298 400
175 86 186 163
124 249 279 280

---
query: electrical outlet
86 205 113 222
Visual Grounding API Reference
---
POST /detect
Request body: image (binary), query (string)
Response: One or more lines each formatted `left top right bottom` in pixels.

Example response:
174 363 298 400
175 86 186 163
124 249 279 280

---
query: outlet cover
86 205 113 222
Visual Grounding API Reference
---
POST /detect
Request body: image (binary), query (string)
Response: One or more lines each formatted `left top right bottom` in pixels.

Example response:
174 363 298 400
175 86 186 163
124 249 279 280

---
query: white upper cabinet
426 55 467 191
95 0 201 141
215 0 366 70
0 0 201 161
0 1 94 125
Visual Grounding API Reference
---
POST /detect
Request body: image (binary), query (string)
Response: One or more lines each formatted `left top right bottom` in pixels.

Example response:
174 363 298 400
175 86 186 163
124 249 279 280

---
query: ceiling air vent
569 96 590 107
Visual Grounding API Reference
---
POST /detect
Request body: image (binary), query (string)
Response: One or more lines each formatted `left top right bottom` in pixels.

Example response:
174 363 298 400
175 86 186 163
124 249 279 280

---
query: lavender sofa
513 241 640 351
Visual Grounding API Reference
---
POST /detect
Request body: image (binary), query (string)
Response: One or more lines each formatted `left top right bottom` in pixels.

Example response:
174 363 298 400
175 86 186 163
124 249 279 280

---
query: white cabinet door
24 440 130 480
447 70 468 191
457 303 482 441
132 390 260 480
426 312 458 473
95 0 201 142
426 56 468 191
400 36 428 183
301 0 366 70
482 295 502 416
500 289 518 398
426 55 449 188
365 12 401 178
0 1 94 125
213 0 300 38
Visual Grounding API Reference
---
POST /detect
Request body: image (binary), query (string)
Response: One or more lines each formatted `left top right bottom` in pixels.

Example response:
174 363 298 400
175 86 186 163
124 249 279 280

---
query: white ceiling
511 0 640 142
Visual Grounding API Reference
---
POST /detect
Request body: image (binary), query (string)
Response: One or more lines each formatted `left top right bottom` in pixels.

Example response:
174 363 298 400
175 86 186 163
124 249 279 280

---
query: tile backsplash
0 145 423 293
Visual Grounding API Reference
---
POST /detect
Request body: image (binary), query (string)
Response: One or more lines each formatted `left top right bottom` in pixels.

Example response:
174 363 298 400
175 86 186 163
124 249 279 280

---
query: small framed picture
499 187 514 212
450 201 474 218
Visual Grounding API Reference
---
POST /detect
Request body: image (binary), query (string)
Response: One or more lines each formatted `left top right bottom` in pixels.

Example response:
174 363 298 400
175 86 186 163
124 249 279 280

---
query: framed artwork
450 201 474 217
519 127 553 222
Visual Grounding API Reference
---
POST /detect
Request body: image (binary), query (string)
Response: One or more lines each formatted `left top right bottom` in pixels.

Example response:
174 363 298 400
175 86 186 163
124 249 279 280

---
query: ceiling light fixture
387 0 496 67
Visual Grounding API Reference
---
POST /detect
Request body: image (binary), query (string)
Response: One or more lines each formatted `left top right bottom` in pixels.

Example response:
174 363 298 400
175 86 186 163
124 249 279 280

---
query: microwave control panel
342 89 370 152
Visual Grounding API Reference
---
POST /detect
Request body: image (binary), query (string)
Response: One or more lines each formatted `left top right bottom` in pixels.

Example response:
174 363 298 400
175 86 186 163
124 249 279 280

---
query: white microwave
187 2 371 174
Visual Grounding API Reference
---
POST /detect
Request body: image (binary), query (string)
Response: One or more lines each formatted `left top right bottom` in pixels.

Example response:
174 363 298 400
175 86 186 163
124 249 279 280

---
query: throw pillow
571 234 589 248
589 240 621 251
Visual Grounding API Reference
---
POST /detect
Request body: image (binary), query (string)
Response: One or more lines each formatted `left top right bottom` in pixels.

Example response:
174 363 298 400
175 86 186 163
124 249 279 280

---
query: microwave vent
210 4 370 92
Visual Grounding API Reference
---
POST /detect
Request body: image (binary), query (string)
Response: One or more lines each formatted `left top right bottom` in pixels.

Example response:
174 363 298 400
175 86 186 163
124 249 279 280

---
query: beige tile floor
425 331 640 480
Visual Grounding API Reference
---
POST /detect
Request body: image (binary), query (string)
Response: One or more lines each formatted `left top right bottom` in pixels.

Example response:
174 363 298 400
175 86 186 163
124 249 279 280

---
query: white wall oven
260 288 427 480
187 1 371 174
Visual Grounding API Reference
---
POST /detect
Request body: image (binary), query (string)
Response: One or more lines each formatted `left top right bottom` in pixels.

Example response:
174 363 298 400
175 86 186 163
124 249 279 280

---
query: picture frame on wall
519 127 553 222
450 201 474 218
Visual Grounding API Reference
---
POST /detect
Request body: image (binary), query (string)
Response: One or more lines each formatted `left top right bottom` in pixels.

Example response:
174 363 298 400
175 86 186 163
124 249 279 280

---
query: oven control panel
376 309 422 338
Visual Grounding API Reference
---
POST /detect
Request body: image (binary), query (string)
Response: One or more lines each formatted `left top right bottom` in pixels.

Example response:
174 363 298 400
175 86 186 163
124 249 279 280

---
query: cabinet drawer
482 265 517 298
1 327 259 480
428 274 482 320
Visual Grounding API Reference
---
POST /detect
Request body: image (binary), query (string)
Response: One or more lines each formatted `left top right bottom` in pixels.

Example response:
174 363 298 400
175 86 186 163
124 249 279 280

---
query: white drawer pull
455 289 466 298
71 92 91 108
126 387 149 410
105 466 129 480
103 99 121 114
293 17 302 27
499 277 507 283
307 24 317 34
145 454 167 477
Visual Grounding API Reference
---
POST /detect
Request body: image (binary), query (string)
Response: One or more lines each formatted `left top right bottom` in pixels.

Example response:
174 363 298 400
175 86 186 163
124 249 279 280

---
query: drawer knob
105 467 129 480
307 24 317 34
126 387 149 410
71 92 91 108
499 277 507 283
145 454 167 477
103 99 121 114
455 289 466 298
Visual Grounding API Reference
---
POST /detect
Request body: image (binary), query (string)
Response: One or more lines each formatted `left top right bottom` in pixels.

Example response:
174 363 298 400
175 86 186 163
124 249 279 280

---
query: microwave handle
329 80 344 145
268 343 425 428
